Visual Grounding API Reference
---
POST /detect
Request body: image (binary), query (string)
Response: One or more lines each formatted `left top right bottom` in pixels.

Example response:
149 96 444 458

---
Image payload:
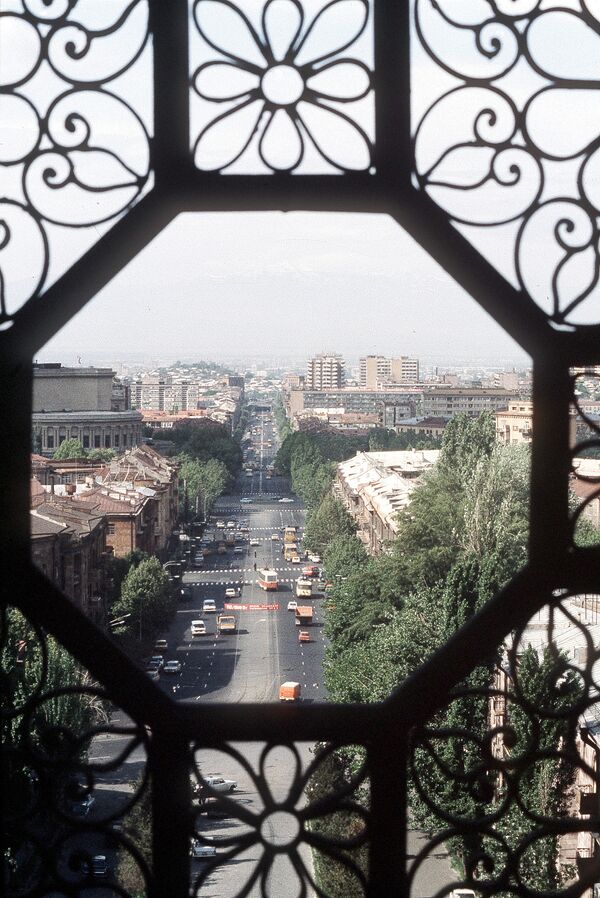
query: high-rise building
306 354 345 390
359 355 420 387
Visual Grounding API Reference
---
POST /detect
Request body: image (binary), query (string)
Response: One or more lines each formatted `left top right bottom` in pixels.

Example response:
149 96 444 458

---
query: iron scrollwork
190 0 374 174
0 0 152 327
412 0 600 327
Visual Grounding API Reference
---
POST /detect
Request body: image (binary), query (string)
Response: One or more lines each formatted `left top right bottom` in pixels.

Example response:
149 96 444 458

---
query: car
233 546 244 554
216 520 225 528
279 497 294 503
291 555 301 564
203 599 216 613
90 855 108 877
71 794 95 816
147 669 160 681
203 774 237 793
180 586 193 600
154 639 168 651
225 587 238 598
226 521 236 528
200 798 230 818
240 497 252 504
191 620 206 637
163 660 182 674
271 533 280 541
287 600 298 611
147 655 164 670
298 630 310 642
239 525 249 532
316 579 327 591
190 839 217 859
309 554 321 563
249 538 260 546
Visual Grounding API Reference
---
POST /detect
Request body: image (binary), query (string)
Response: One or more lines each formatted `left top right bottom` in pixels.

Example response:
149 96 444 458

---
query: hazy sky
39 211 529 367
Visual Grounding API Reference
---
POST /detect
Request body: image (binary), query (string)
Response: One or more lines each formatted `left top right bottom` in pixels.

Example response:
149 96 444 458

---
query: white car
287 600 298 611
309 554 321 563
163 660 182 674
225 588 238 598
216 520 225 528
291 555 301 564
203 774 237 793
279 497 294 503
227 521 236 528
271 533 280 541
203 599 216 613
240 497 252 504
249 538 260 546
191 620 206 637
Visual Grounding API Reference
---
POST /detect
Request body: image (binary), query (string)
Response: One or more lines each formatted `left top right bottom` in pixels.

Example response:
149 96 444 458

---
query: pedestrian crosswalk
183 577 306 586
187 567 304 575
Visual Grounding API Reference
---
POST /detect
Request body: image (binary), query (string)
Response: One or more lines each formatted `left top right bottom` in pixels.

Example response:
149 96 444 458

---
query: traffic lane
275 599 326 703
192 742 317 898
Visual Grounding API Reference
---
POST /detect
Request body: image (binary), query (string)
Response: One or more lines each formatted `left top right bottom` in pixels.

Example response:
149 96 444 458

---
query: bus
258 569 279 591
284 543 298 562
296 577 312 598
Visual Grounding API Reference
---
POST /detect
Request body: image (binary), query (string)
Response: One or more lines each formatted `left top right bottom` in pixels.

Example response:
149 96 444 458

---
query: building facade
422 387 518 418
334 449 439 554
306 354 345 390
359 355 420 388
32 364 143 455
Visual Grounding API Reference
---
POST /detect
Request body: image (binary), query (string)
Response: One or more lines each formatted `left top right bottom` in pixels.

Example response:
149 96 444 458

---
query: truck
217 615 236 633
279 681 301 702
258 569 279 591
283 526 297 545
295 606 313 626
296 577 312 598
284 543 298 562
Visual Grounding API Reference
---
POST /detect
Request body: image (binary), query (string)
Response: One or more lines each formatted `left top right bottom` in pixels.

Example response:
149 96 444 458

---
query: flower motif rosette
190 742 369 897
191 0 374 173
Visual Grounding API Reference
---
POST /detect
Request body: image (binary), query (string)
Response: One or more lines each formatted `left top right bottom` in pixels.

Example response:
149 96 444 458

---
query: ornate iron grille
2 1 600 896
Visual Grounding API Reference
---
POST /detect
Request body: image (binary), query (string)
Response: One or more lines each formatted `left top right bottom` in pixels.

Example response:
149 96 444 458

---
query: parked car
190 839 217 859
163 660 182 674
203 599 216 613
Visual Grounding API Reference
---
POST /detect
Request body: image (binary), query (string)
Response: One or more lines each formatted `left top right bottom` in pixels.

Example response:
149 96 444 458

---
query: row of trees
178 455 230 521
161 422 242 476
311 414 583 894
34 436 117 463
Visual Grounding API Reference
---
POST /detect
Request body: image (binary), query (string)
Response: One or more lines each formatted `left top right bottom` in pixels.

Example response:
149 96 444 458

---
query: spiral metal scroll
0 0 151 327
190 0 374 174
188 740 369 897
412 0 600 327
570 373 600 545
408 590 600 898
1 604 152 897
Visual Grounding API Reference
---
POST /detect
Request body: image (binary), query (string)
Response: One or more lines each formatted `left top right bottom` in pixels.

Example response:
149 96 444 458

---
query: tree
304 497 356 555
112 557 174 641
53 438 86 459
178 455 230 519
87 447 117 463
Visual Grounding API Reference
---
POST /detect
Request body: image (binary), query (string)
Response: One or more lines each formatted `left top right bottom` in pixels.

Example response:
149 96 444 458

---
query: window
82 435 90 449
104 435 111 448
4 3 600 897
94 435 101 448
107 524 115 535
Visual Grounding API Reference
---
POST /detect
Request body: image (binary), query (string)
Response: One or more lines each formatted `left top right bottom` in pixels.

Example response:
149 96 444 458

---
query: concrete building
32 363 143 456
288 388 421 424
131 375 203 412
394 416 447 439
496 401 577 446
360 355 420 388
306 354 345 390
335 449 439 554
422 386 517 418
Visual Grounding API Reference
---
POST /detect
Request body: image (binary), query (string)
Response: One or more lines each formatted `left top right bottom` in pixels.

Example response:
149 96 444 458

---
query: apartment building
335 449 439 554
131 375 203 412
422 387 517 418
306 354 345 390
359 355 420 388
288 388 421 424
497 401 577 446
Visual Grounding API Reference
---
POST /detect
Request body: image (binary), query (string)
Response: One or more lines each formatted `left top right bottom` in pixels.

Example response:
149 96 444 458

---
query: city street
87 410 456 896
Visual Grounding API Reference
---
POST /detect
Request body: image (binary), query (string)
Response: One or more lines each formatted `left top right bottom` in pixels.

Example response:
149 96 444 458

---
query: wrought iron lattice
2 1 600 897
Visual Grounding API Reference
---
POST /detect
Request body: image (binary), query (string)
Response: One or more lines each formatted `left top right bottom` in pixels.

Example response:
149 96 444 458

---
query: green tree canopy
53 438 86 459
112 557 174 641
